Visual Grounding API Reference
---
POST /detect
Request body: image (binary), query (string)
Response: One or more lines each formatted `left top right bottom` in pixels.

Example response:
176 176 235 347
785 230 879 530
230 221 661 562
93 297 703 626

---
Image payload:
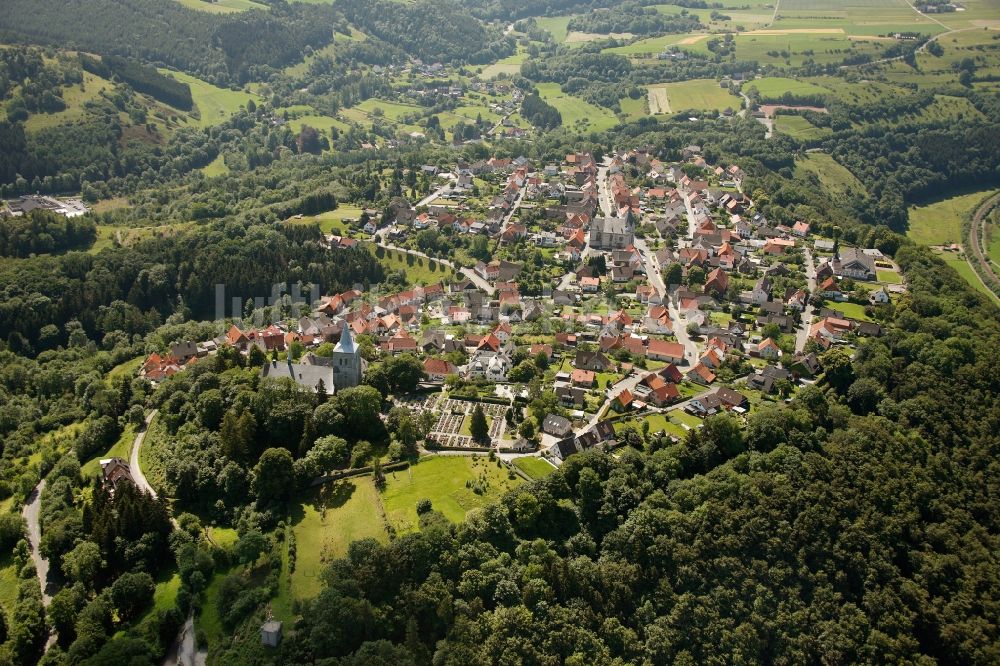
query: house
551 436 580 461
688 387 748 416
575 350 613 371
581 276 600 293
703 267 729 298
869 287 890 305
638 374 680 407
577 420 617 451
686 362 716 385
554 332 578 347
542 414 573 438
789 352 821 378
555 382 587 407
100 457 134 492
646 339 685 363
757 337 781 360
571 369 596 387
261 620 282 648
748 365 792 394
792 221 810 237
613 388 634 411
833 247 876 281
423 358 457 381
751 276 772 304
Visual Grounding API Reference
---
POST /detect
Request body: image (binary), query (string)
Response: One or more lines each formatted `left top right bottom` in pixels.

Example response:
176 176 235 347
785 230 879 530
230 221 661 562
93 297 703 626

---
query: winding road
130 409 160 499
965 191 1000 300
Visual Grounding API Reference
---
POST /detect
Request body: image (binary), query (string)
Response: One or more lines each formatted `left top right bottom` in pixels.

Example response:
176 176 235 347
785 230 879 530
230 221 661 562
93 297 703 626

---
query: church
259 323 362 392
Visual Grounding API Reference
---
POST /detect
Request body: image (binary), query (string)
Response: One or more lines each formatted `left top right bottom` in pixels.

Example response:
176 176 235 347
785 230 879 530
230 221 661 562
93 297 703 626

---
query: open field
355 98 424 120
648 86 670 114
158 69 258 127
619 95 648 120
81 423 137 478
381 456 521 533
286 205 364 234
513 456 556 479
287 479 387 601
934 248 1000 302
479 51 526 78
536 82 620 132
22 71 114 131
0 556 17 626
744 76 829 100
372 245 450 284
175 0 268 12
90 222 193 254
535 15 573 43
649 79 740 113
202 154 229 177
794 153 865 197
907 189 998 246
774 114 832 140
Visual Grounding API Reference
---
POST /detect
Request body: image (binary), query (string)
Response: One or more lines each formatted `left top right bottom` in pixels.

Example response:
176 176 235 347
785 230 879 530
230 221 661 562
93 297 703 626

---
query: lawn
794 153 865 197
876 269 902 284
512 457 556 479
286 205 364 234
535 82 619 133
773 114 832 140
175 0 268 12
138 414 169 493
381 456 521 533
829 300 873 321
157 69 258 127
284 479 387 603
907 189 999 246
354 98 424 121
649 79 740 113
106 355 144 383
81 423 137 479
372 245 451 284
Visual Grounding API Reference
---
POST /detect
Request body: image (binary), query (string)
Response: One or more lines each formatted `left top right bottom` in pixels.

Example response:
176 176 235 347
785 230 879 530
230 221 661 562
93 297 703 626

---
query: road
162 613 206 666
596 161 614 218
668 296 700 364
795 248 817 353
634 237 666 299
22 480 53 607
966 191 1000 300
130 410 160 499
373 238 496 294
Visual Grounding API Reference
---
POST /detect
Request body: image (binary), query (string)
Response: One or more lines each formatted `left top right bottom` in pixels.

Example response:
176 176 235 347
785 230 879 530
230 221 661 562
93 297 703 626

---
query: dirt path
22 480 58 651
130 409 160 499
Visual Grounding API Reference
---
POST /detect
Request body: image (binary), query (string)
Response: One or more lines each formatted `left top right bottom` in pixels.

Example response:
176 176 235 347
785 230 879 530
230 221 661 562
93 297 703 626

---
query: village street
795 248 817 353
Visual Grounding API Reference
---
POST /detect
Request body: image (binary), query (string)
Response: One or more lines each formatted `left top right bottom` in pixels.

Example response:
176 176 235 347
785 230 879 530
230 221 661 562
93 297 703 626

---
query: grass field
22 71 114 131
381 456 521 533
512 456 556 479
158 69 258 127
535 15 573 43
81 423 137 478
876 269 902 284
202 154 230 177
372 246 450 284
459 413 492 437
648 79 740 113
286 205 364 234
175 0 268 12
906 189 998 246
286 479 387 601
744 76 829 101
830 300 873 321
90 222 193 254
774 114 832 140
354 98 424 121
619 95 648 120
0 555 17 627
479 52 527 79
536 82 619 132
933 249 1000 303
794 153 865 197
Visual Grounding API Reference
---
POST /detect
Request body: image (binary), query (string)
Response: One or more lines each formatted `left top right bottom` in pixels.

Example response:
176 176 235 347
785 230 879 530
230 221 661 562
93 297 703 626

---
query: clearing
536 82 619 132
648 79 740 113
381 455 522 533
157 69 258 127
512 457 556 479
907 189 999 246
794 153 865 197
175 0 268 13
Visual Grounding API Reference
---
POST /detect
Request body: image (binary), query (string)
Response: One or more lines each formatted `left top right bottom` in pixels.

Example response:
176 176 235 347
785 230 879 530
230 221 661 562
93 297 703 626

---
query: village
138 146 906 470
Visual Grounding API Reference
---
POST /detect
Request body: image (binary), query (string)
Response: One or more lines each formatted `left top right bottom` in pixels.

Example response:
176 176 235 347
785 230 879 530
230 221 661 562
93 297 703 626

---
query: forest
566 3 702 35
80 55 193 112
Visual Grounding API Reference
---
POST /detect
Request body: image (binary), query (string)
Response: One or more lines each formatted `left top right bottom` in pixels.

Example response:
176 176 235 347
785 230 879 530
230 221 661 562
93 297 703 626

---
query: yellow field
648 86 671 114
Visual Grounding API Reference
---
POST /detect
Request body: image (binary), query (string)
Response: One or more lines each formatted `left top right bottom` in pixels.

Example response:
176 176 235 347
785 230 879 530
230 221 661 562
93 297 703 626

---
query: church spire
334 321 355 354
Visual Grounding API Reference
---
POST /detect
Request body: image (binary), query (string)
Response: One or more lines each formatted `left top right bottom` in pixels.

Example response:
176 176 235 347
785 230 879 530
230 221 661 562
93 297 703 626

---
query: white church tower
331 322 362 390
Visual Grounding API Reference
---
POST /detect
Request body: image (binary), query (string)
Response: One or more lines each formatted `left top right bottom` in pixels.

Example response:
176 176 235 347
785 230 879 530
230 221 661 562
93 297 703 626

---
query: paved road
130 410 160 499
668 296 700 364
596 160 614 218
795 248 817 353
634 237 666 299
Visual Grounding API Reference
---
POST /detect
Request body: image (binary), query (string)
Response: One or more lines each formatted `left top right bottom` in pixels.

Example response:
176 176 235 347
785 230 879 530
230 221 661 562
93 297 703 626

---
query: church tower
331 322 362 390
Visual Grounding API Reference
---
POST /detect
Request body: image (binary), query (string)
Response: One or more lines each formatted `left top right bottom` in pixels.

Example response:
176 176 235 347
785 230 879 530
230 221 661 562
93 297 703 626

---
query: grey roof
542 414 572 435
260 359 334 392
333 322 355 354
594 216 632 235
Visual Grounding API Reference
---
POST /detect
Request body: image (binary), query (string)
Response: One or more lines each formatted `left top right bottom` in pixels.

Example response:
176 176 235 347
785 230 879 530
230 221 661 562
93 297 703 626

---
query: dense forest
0 222 384 352
521 92 563 130
0 0 337 84
0 210 96 258
80 55 193 112
566 3 702 35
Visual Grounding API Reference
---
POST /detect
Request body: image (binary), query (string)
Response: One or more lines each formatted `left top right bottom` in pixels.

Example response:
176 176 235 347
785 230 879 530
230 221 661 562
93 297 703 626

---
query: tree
518 419 535 440
469 405 489 444
109 572 155 622
61 541 103 587
234 530 268 567
664 262 683 287
252 448 294 504
821 348 854 394
847 377 884 414
687 266 705 286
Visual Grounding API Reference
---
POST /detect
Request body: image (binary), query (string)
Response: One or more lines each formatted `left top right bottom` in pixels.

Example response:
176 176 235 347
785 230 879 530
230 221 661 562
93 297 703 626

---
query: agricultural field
744 76 829 100
906 189 998 246
773 0 947 35
175 0 268 12
647 79 740 113
512 456 556 479
794 153 865 197
536 82 620 132
158 69 258 127
773 114 832 140
604 32 711 57
479 51 527 78
891 95 986 126
353 98 425 121
619 95 648 120
380 456 522 533
535 15 574 43
933 248 1000 302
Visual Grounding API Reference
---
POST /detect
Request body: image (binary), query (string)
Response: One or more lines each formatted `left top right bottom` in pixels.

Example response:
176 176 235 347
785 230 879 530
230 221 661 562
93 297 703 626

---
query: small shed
261 620 283 647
